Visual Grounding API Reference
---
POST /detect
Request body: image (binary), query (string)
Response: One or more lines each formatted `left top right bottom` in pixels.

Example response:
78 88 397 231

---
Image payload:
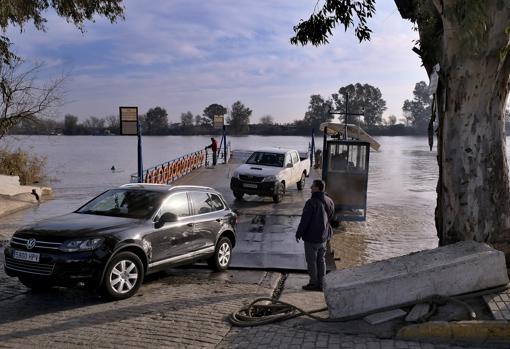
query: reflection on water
2 135 444 265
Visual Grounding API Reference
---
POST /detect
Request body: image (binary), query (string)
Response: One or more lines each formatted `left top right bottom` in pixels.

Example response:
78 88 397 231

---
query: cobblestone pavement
0 245 495 348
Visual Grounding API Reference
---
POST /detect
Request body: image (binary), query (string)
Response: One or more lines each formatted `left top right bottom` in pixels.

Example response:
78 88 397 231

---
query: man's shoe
302 284 322 291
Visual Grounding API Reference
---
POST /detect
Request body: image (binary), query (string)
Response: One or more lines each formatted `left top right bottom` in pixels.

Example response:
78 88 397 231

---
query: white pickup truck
230 148 311 203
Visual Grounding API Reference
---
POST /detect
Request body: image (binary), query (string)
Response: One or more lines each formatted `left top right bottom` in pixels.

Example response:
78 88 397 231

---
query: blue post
222 125 227 164
137 119 143 183
310 128 315 173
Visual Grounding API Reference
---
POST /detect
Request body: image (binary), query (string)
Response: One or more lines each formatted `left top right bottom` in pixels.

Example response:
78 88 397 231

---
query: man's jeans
304 241 327 286
212 151 217 166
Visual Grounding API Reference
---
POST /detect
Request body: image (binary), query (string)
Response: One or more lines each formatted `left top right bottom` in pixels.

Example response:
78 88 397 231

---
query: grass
0 147 46 185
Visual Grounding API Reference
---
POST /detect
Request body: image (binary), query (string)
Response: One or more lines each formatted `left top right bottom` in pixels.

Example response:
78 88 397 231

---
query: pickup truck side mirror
286 163 293 168
155 212 178 228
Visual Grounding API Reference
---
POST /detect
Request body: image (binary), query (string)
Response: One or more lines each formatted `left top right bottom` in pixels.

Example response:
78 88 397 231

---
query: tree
0 0 124 64
203 103 227 125
332 83 386 127
194 114 202 126
105 115 119 134
142 106 168 135
402 81 432 131
303 94 334 131
387 114 397 126
63 115 80 135
83 116 105 135
228 101 251 134
0 61 64 139
291 1 510 253
260 115 274 125
180 111 194 126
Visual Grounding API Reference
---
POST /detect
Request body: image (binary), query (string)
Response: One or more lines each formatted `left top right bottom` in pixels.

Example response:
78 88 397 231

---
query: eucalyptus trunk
425 1 510 253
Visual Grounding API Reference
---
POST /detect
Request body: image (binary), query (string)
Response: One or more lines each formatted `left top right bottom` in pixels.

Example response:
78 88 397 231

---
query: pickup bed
230 148 311 203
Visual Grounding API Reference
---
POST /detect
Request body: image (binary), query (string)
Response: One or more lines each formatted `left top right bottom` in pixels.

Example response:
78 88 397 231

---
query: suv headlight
60 238 104 252
262 175 278 182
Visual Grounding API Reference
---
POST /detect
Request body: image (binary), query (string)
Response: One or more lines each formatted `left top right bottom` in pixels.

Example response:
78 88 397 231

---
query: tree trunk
433 1 510 250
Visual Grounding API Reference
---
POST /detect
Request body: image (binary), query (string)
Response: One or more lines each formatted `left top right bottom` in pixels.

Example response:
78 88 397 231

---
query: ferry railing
130 149 206 184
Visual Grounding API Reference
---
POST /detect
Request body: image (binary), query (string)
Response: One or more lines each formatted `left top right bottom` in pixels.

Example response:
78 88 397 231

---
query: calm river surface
1 135 445 264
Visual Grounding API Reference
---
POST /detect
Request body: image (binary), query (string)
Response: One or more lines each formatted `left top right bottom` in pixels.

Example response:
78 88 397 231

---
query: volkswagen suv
4 184 236 300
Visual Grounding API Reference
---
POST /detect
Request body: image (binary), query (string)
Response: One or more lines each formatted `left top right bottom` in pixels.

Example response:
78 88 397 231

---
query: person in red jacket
205 137 218 166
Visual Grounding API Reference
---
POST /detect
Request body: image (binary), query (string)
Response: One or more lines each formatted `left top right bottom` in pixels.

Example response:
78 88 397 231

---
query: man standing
205 137 218 166
295 179 335 291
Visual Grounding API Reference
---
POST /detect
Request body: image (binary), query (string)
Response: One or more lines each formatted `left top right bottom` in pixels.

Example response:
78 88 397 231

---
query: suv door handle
187 223 194 227
216 219 221 222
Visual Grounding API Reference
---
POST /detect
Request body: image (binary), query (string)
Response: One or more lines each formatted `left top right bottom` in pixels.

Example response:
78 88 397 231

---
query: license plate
243 183 257 188
13 250 40 263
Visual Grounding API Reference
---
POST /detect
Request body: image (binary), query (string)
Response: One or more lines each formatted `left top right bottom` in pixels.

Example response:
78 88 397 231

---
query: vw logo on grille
26 238 36 250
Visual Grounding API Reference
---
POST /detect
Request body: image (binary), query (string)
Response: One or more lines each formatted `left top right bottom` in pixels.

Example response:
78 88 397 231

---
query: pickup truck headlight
60 238 104 252
262 175 278 182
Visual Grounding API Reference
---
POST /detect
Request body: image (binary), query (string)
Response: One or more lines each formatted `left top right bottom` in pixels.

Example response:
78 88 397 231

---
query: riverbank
0 175 52 241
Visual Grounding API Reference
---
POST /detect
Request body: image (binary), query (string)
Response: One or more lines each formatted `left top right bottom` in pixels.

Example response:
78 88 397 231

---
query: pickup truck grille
239 175 264 183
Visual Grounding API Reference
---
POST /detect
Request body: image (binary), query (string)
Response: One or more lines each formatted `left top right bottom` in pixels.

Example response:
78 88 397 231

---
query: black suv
4 184 236 300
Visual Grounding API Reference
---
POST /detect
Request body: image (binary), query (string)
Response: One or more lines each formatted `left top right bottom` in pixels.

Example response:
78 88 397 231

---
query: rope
228 284 508 327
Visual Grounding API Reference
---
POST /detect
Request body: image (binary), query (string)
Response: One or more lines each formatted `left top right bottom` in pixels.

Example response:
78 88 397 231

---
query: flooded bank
0 135 446 265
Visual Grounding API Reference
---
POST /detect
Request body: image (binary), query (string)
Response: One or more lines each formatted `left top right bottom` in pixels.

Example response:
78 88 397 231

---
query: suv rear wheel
102 251 144 300
207 237 232 271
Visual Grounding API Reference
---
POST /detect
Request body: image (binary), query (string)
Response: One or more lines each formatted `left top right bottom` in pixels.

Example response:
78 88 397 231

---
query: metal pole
137 118 143 183
223 124 227 164
322 127 327 181
344 93 348 140
310 128 315 173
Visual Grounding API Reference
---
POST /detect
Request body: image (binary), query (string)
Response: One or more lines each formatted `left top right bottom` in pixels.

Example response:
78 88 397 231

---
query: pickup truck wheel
233 191 244 200
297 172 306 190
273 182 285 203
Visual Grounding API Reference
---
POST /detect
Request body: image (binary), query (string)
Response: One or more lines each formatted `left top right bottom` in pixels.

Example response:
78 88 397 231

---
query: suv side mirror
155 212 178 228
286 163 293 168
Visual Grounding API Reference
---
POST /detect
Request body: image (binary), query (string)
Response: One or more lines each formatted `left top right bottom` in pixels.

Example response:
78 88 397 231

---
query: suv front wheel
208 237 232 271
102 251 144 300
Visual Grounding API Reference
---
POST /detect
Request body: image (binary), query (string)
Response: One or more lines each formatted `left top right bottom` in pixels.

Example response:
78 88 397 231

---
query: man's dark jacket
295 191 335 243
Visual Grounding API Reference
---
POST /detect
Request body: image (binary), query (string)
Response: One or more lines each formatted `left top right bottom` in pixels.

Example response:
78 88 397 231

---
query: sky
7 0 428 124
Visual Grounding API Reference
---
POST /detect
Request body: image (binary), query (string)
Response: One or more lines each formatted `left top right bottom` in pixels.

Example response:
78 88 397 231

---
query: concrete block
324 241 509 318
363 309 406 325
405 303 431 322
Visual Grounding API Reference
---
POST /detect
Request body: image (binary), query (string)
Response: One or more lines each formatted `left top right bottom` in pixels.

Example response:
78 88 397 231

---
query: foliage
291 0 376 45
203 103 227 124
63 115 80 135
0 0 124 64
142 106 168 135
105 115 119 134
0 147 46 185
180 111 194 126
260 115 274 125
402 81 432 132
227 101 251 134
303 94 334 131
332 83 386 127
0 61 64 139
387 114 397 126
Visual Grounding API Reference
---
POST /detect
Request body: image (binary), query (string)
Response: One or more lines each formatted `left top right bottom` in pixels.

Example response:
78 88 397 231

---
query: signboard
213 115 224 129
119 106 138 135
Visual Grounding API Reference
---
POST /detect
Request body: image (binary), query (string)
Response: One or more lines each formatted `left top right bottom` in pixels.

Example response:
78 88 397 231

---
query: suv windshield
76 189 166 219
246 152 284 167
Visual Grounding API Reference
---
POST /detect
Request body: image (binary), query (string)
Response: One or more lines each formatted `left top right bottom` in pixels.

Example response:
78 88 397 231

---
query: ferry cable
228 284 508 327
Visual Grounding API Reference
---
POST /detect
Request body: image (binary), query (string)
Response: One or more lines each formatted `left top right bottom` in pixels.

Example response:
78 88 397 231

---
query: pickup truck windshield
246 152 285 167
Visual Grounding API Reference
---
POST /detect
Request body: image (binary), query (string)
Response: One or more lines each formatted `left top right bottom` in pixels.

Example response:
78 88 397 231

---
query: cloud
6 0 428 123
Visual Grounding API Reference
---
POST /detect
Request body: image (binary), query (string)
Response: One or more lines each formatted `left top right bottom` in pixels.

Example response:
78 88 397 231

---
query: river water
1 135 441 265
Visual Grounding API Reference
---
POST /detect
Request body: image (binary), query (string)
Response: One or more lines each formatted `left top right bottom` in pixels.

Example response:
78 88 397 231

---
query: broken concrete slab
324 241 509 318
363 309 406 325
405 303 431 322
